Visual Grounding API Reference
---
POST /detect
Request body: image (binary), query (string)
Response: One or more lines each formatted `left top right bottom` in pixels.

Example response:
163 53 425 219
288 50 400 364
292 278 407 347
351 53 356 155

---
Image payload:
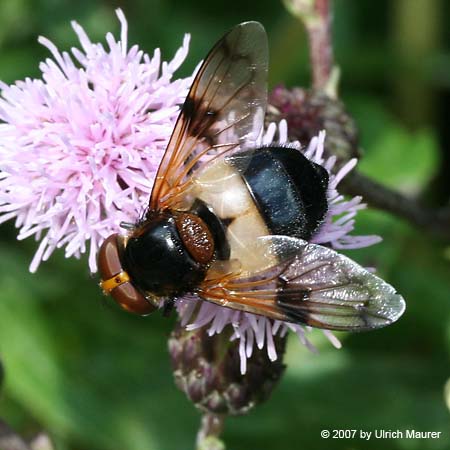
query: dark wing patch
198 236 405 331
149 22 268 211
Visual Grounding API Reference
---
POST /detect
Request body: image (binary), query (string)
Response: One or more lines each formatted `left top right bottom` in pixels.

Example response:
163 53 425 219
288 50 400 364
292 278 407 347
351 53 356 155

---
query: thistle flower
0 12 380 376
0 9 193 273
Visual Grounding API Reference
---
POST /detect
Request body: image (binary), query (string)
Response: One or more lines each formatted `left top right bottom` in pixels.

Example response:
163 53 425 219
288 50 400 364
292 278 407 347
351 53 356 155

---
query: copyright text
320 429 443 440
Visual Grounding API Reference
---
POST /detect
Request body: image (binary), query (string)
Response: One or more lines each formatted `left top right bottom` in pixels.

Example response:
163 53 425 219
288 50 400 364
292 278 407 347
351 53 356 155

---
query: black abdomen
228 147 329 240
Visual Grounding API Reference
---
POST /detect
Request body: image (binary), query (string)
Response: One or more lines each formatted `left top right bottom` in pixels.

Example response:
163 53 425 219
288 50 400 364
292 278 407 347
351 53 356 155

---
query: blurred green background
0 0 449 449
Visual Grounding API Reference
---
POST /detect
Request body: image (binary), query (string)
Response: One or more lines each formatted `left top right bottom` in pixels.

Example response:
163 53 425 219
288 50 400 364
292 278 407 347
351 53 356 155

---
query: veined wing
199 236 405 331
149 22 268 211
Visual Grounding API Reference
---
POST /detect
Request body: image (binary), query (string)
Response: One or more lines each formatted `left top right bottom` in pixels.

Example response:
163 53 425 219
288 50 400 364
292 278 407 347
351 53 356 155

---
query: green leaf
359 125 440 194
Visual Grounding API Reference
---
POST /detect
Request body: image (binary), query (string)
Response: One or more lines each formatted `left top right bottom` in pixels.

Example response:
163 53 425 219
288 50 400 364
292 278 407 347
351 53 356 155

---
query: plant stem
196 414 226 450
283 0 334 90
341 170 450 239
307 0 334 90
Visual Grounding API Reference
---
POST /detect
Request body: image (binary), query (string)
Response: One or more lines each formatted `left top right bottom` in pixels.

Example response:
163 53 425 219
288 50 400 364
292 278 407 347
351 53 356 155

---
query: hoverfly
98 22 405 331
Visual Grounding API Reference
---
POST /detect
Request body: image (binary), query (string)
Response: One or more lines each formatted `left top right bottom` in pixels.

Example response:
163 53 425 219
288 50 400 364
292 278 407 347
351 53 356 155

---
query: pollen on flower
0 9 193 273
176 124 381 374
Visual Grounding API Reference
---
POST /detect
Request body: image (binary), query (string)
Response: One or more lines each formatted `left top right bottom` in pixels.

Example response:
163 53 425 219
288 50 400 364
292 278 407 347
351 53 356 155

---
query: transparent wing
149 21 268 211
199 236 406 331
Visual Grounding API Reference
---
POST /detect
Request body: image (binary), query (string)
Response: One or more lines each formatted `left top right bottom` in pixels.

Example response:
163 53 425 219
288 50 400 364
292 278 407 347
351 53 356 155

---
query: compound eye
109 279 157 315
98 234 124 281
98 234 157 315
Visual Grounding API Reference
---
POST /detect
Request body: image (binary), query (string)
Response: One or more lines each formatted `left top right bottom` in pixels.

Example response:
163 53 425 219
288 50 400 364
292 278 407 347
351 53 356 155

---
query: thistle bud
168 323 286 416
268 86 360 169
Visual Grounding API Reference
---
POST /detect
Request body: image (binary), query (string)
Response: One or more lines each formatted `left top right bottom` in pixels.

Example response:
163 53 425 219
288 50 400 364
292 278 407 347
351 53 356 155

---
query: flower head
0 9 193 272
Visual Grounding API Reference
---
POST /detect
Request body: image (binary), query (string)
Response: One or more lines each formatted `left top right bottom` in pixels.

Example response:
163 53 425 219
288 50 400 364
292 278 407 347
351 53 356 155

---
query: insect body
98 22 405 331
